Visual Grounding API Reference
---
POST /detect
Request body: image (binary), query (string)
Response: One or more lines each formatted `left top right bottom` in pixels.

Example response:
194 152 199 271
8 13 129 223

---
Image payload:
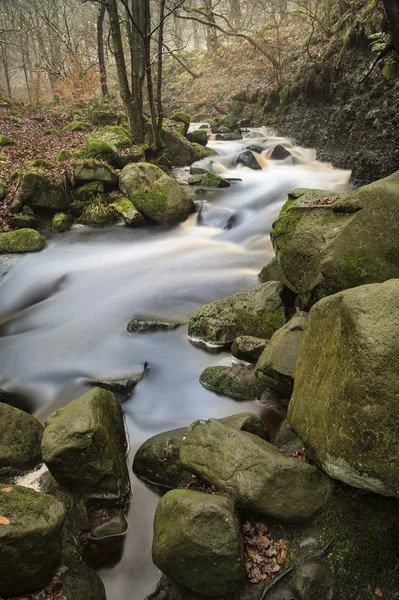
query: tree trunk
383 0 399 53
97 4 109 97
157 0 165 132
129 0 146 143
143 0 163 149
1 46 12 98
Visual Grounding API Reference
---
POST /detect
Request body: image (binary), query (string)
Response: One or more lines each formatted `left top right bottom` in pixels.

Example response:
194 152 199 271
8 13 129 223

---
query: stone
274 419 304 455
187 130 208 146
0 134 14 146
216 132 243 141
256 312 308 396
19 170 70 211
0 484 66 597
158 129 216 167
52 212 73 232
290 562 334 600
73 181 105 201
0 403 44 473
231 336 269 364
246 143 267 153
29 159 56 169
63 121 92 132
119 145 146 167
188 281 287 347
235 150 262 170
288 279 399 496
90 507 128 538
180 419 334 522
270 171 399 307
78 200 118 227
127 316 180 333
74 162 118 188
152 489 245 597
41 387 130 501
270 144 292 160
200 365 266 401
9 198 23 213
133 413 269 489
90 109 120 126
0 228 45 253
258 257 294 290
55 149 72 162
189 158 215 175
213 113 239 132
120 163 194 225
111 197 146 227
86 139 118 164
88 126 133 149
10 214 39 229
88 367 146 402
170 112 191 136
188 172 230 188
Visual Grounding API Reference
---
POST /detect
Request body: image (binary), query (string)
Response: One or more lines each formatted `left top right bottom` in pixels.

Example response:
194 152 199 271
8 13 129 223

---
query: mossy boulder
90 109 120 126
212 113 239 132
9 199 23 213
0 484 66 597
86 139 118 164
187 129 208 146
0 404 44 473
191 142 217 159
55 149 72 162
188 281 287 348
72 149 85 159
28 159 55 169
74 162 118 188
256 312 308 396
158 129 215 167
73 181 105 201
120 162 194 225
152 489 245 597
188 172 230 188
89 126 133 149
0 228 45 253
270 171 399 307
180 419 334 522
200 365 266 401
259 256 294 290
0 134 14 146
231 336 269 364
52 212 73 233
63 121 92 132
170 112 191 136
288 279 399 496
19 170 70 211
41 387 130 501
111 197 146 227
10 214 39 230
119 144 146 167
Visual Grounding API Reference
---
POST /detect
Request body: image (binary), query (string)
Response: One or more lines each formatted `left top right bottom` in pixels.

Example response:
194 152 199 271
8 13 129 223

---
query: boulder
127 316 180 333
88 126 133 149
133 413 269 488
270 144 292 160
118 145 146 167
180 419 334 522
231 335 269 364
290 562 334 600
170 112 191 136
74 162 118 188
9 198 23 213
52 212 73 232
256 312 308 396
63 121 92 132
0 484 66 597
0 228 45 253
90 109 120 126
188 281 287 347
152 489 245 597
88 368 146 402
288 280 399 496
86 139 118 164
235 150 262 170
187 130 208 146
120 162 194 225
158 129 216 167
259 256 294 290
73 181 105 201
270 171 399 306
0 403 44 473
189 158 215 175
216 131 243 141
111 197 146 227
200 365 266 401
10 214 39 229
41 387 130 501
55 149 72 162
213 113 239 132
19 170 70 211
188 172 230 188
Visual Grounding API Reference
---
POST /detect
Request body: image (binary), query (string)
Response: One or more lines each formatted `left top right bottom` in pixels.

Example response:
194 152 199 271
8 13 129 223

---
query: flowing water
0 128 351 599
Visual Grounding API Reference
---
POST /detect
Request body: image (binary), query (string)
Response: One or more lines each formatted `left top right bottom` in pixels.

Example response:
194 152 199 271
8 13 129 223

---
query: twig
259 540 333 600
360 42 394 82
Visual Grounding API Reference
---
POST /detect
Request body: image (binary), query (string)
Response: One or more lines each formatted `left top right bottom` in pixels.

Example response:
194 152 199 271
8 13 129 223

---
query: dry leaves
375 588 383 597
242 520 287 583
0 515 10 525
309 197 340 206
1 487 12 492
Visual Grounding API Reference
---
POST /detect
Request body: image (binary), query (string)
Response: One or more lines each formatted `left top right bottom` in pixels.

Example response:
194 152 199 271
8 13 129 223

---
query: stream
0 128 351 599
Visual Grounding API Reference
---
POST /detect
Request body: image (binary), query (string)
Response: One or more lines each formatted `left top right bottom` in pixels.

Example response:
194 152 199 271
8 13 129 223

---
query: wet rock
200 365 266 401
0 228 45 253
256 312 308 396
271 171 399 306
74 162 118 188
274 419 304 454
120 162 194 225
187 130 208 146
188 281 287 347
127 316 180 333
88 367 146 402
288 279 399 496
52 212 73 232
41 387 130 501
0 484 66 597
290 562 334 600
73 181 105 200
231 335 269 364
188 172 230 188
216 131 243 140
152 489 245 597
90 507 128 538
246 143 267 153
157 129 215 167
189 158 215 175
0 403 44 473
221 413 269 440
19 170 70 211
259 257 295 290
111 197 146 227
270 144 292 160
10 214 39 229
180 419 334 522
235 150 262 170
213 113 239 132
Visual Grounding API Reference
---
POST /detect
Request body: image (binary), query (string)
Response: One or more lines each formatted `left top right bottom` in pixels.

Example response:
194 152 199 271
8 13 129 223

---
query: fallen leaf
1 487 12 493
0 515 10 525
375 588 383 597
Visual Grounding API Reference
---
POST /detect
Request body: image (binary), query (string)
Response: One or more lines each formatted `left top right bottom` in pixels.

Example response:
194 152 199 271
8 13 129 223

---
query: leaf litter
242 520 287 583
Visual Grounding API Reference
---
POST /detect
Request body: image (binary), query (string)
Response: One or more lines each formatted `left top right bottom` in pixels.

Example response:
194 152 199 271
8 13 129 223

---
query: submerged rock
235 150 262 170
41 387 130 501
0 228 45 253
89 366 146 402
231 335 269 364
0 484 66 597
256 312 308 396
120 162 194 225
180 419 334 522
0 403 43 473
188 281 287 347
200 365 266 401
152 489 245 597
127 316 180 333
288 279 399 496
270 144 292 160
271 171 399 306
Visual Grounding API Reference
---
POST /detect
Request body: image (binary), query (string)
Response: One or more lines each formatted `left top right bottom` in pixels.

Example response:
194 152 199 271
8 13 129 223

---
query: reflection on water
0 128 351 599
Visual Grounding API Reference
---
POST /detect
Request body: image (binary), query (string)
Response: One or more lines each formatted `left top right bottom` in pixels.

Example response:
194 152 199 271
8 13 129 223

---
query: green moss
235 306 286 339
63 121 92 132
52 212 73 233
55 149 72 162
131 181 168 218
85 139 117 163
89 125 133 149
342 249 384 286
72 149 85 159
0 228 45 253
271 199 304 259
171 111 190 125
382 58 399 81
78 197 117 227
0 154 5 161
44 128 59 135
0 134 14 146
28 159 55 169
0 182 5 200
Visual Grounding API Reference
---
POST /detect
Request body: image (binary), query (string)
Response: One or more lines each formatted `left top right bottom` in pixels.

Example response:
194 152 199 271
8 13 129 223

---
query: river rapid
0 128 351 599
